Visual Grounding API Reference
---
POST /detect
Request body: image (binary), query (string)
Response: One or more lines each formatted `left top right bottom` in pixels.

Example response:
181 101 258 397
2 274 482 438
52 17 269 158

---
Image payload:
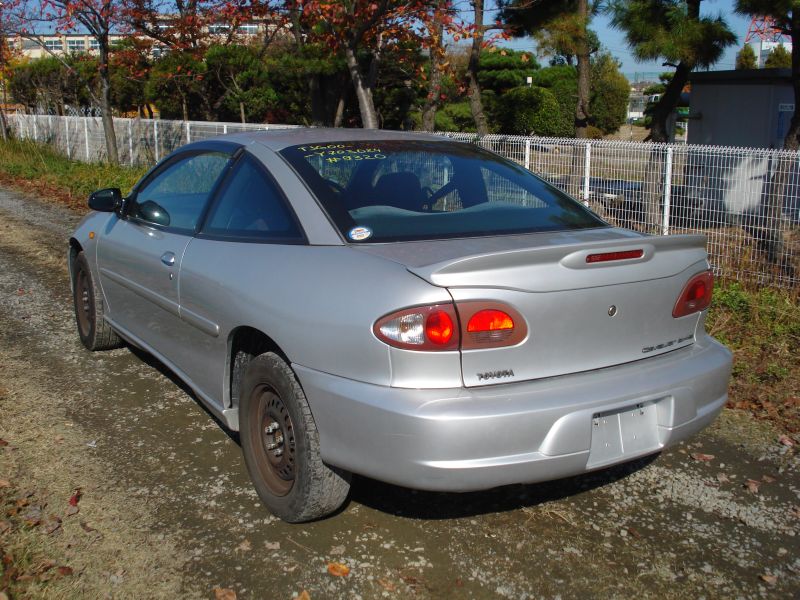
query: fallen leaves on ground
68 489 82 507
327 561 351 577
778 435 795 447
690 453 715 462
213 587 237 600
760 574 778 585
297 590 311 600
79 521 97 533
745 479 761 493
377 578 396 591
235 539 251 552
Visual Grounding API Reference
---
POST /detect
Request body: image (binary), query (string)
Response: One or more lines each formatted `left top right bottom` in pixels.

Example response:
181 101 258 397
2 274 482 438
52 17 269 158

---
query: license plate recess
587 400 661 468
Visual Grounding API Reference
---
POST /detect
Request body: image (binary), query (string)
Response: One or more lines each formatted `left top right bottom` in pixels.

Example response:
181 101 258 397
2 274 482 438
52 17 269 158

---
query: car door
97 150 232 360
178 152 306 407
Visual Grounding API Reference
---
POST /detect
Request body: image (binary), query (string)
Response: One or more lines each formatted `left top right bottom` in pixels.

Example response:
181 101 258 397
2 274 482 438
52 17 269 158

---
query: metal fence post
662 147 673 236
33 116 38 142
83 118 90 161
223 123 227 135
128 119 134 166
582 142 591 205
65 118 71 159
186 121 191 144
524 139 531 171
154 119 160 162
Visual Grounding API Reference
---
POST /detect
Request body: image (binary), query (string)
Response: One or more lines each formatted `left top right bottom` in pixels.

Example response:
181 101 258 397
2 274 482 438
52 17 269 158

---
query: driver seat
372 172 427 212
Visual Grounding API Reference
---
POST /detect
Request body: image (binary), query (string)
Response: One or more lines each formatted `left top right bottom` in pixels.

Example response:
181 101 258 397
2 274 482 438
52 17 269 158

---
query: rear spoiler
408 234 708 292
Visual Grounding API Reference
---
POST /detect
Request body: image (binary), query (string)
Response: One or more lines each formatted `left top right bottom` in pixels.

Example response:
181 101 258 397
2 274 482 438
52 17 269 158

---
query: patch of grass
0 138 148 211
707 280 800 432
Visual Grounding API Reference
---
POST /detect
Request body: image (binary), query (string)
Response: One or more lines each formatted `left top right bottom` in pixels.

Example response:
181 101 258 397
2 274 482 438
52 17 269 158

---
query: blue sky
476 0 753 79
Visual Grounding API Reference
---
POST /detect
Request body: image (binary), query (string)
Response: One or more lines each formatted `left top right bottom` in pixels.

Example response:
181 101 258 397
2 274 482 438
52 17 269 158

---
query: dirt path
0 187 798 599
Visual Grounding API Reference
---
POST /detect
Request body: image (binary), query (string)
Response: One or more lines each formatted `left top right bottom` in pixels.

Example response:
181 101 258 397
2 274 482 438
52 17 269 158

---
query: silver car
69 129 732 522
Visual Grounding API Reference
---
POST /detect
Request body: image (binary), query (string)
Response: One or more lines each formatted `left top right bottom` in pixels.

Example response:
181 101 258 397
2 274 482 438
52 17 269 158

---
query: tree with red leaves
0 2 18 140
419 0 458 131
123 0 282 52
6 0 125 162
298 0 436 129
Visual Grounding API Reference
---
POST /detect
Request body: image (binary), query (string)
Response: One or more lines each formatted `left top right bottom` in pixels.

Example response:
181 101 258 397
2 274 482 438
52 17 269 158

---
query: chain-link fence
6 113 799 287
6 113 299 165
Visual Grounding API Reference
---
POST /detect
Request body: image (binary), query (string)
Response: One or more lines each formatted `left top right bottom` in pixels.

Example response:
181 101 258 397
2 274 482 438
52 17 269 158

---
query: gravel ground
0 186 798 599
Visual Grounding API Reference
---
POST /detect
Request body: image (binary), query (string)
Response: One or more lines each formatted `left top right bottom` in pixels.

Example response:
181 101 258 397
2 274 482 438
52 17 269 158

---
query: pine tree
735 44 757 69
608 0 735 142
765 44 792 69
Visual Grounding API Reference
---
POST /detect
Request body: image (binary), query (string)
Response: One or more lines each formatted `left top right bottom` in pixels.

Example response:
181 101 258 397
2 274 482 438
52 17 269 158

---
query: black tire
240 352 350 523
71 251 123 351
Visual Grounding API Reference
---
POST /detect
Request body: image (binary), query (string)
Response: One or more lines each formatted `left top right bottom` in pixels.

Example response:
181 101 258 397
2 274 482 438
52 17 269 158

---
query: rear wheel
240 352 350 523
72 251 123 351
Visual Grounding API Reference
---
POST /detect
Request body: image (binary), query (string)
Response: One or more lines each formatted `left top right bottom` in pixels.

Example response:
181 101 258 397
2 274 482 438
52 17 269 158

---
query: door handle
160 251 176 267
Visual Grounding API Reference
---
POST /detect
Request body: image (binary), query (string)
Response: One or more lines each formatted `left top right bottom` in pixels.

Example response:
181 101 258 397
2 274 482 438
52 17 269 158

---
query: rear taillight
374 301 527 351
458 301 527 349
673 270 714 318
374 304 459 351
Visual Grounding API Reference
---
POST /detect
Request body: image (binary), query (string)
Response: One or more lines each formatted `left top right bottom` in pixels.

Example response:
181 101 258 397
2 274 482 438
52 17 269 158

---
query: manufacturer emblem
477 369 515 381
608 305 617 317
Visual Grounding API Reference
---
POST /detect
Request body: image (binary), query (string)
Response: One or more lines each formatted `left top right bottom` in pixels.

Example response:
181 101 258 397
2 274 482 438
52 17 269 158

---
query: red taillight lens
586 249 644 263
467 310 514 333
374 304 459 351
425 310 455 345
458 302 527 350
673 271 714 318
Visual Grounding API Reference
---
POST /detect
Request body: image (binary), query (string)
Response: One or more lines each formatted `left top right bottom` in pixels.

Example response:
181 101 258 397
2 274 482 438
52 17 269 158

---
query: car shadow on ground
348 454 659 521
127 345 241 445
127 344 659 521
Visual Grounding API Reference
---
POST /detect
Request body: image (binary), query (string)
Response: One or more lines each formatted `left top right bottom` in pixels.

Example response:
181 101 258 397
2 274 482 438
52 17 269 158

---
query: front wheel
71 251 123 351
240 352 350 522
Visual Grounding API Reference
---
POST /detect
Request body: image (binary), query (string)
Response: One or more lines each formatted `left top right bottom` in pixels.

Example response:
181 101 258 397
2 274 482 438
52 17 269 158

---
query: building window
238 24 258 35
208 24 231 34
67 39 85 51
44 39 63 51
89 39 101 50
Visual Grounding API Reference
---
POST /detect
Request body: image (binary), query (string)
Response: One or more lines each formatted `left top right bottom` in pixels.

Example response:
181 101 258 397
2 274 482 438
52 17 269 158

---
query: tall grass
707 280 799 431
0 138 148 206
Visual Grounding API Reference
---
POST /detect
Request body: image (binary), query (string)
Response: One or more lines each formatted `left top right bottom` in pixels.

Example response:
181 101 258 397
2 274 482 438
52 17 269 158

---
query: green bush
496 86 562 136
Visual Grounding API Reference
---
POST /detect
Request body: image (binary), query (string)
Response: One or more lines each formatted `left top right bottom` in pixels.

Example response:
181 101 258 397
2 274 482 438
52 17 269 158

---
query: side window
202 155 303 241
131 152 230 232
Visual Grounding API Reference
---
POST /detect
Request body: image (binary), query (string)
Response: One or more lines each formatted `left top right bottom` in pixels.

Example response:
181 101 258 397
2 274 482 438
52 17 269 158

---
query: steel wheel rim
75 268 93 337
251 385 295 496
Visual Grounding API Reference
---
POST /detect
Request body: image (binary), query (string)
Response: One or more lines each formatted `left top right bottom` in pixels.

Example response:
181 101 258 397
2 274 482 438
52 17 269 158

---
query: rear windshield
280 140 606 243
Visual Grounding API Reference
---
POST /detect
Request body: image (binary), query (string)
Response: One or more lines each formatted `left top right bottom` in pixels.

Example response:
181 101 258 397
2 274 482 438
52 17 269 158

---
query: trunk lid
356 230 709 387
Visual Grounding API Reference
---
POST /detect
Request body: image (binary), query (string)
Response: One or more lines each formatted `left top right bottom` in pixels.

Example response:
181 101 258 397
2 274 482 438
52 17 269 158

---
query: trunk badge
608 305 618 317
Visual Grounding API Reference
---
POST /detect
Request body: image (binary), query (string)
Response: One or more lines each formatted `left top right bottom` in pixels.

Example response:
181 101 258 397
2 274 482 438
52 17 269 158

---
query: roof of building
689 68 792 85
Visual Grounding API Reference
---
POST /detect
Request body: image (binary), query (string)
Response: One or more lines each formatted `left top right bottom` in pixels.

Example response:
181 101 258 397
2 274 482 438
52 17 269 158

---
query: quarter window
202 154 302 241
130 152 230 232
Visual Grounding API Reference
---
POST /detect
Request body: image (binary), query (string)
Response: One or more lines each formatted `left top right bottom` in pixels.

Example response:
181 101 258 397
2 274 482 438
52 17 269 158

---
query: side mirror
88 188 122 212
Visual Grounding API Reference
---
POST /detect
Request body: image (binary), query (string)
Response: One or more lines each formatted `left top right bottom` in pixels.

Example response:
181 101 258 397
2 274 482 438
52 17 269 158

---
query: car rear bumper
294 335 732 492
